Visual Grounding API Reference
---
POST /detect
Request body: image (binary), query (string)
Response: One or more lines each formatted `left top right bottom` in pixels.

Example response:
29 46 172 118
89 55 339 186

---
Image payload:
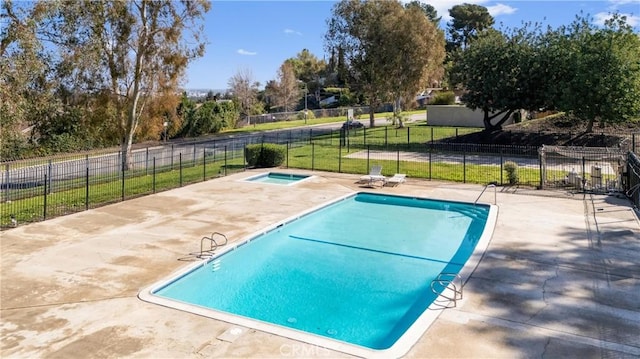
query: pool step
453 207 489 222
211 259 222 271
198 232 228 259
430 273 463 309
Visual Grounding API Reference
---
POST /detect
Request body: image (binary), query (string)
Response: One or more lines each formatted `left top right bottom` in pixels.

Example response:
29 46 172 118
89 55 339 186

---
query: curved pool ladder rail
430 272 463 309
475 182 497 205
198 232 228 259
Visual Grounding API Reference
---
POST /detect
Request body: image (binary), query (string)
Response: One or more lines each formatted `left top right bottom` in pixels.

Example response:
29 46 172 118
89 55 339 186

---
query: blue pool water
148 193 493 354
244 172 310 185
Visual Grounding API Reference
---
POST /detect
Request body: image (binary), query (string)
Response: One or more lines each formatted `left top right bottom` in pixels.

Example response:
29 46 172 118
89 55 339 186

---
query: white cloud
608 0 640 9
237 49 257 56
486 3 517 17
284 28 302 36
594 11 640 26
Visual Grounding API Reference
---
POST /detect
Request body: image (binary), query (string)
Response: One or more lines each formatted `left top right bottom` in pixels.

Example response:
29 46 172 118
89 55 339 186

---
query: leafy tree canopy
543 13 640 132
325 0 445 127
447 3 494 51
404 1 441 25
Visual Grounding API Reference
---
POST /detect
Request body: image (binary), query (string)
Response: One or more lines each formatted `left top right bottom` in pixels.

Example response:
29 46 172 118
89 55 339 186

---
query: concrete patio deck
1 170 639 358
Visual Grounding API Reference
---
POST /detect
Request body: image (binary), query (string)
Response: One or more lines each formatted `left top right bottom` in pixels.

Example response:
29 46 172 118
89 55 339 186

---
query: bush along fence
0 127 635 229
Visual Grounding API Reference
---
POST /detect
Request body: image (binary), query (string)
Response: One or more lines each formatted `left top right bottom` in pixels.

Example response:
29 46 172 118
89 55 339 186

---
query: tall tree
452 28 546 131
544 14 640 132
273 62 300 113
228 68 260 117
285 49 326 104
447 3 494 51
1 0 60 159
404 0 440 25
325 0 445 127
287 49 326 85
50 0 210 169
388 3 445 125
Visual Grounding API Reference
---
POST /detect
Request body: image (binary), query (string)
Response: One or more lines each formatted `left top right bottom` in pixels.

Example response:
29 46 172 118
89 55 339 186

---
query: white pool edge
241 171 316 186
138 194 498 359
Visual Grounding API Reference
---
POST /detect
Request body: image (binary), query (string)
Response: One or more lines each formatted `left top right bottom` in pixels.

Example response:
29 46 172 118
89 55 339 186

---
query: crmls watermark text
279 343 332 357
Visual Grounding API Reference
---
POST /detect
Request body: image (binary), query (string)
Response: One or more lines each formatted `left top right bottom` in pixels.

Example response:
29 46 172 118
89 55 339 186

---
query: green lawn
2 111 545 228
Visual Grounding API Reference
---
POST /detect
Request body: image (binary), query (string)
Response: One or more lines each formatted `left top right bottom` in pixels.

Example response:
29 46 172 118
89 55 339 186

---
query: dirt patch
441 114 639 147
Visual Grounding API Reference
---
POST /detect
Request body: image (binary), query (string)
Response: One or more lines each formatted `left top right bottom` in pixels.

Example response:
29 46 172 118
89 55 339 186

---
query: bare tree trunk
369 106 375 128
586 117 595 133
483 109 512 131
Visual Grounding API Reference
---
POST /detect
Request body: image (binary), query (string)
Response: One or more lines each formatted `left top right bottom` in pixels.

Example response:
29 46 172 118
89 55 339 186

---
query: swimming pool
140 192 497 358
243 172 312 185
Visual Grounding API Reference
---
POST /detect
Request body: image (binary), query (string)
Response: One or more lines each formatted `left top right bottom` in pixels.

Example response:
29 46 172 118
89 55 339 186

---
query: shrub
245 143 286 168
504 161 519 184
296 110 316 121
431 91 456 105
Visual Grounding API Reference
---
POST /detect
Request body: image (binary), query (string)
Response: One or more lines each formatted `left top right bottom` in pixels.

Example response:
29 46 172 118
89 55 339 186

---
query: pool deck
2 170 639 358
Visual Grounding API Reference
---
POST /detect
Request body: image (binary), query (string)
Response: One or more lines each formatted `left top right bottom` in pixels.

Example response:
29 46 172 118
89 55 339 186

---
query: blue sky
185 0 640 91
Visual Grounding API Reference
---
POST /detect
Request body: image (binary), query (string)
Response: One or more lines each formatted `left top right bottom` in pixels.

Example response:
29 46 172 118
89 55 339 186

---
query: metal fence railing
1 128 636 229
627 151 640 209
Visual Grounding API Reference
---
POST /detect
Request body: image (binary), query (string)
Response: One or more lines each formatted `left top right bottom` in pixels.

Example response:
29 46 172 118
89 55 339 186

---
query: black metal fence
627 152 640 209
1 127 636 229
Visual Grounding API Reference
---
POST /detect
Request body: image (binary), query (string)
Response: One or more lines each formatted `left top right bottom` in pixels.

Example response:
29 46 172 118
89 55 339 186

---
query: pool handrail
199 232 228 258
475 182 497 205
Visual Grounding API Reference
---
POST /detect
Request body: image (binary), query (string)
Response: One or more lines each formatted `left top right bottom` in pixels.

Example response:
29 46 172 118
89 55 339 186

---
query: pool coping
138 191 499 359
4 170 639 359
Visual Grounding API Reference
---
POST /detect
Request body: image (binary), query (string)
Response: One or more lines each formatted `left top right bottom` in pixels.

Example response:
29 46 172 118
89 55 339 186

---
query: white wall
426 105 515 127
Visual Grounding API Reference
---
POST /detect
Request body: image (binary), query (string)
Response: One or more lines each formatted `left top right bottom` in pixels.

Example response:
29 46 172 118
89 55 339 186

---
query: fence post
428 144 432 180
47 159 52 194
3 164 9 203
396 147 400 174
363 127 367 146
309 129 313 144
538 149 544 189
312 143 315 171
500 149 504 185
224 146 227 176
243 143 247 170
145 147 149 176
581 156 586 191
179 153 183 187
367 145 370 172
338 143 342 173
286 142 289 168
153 157 156 193
203 148 206 181
430 127 434 144
43 174 48 220
171 144 174 169
85 166 89 211
407 127 410 144
463 150 467 183
121 156 125 201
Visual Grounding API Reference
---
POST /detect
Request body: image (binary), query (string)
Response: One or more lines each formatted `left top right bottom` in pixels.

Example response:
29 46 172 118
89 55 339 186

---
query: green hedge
245 143 286 168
